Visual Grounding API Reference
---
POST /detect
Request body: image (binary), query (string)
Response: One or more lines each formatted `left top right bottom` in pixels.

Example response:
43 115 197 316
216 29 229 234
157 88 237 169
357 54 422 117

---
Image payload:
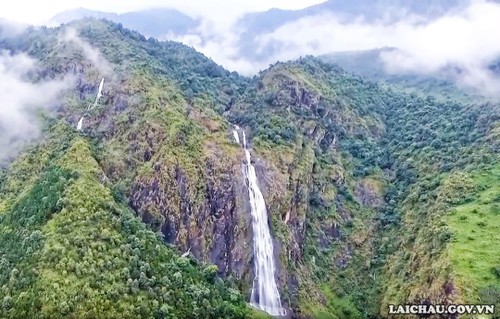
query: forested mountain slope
320 49 485 103
228 57 499 318
0 19 498 319
0 19 257 319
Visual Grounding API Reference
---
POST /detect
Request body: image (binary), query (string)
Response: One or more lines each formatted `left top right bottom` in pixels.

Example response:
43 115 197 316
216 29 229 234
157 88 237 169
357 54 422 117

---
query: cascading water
233 127 285 317
76 77 105 131
233 130 240 145
76 117 84 131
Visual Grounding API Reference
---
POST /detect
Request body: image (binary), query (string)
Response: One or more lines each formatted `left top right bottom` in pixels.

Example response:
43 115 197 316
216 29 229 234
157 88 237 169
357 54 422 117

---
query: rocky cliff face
224 61 390 317
128 144 254 282
71 70 258 292
71 55 387 316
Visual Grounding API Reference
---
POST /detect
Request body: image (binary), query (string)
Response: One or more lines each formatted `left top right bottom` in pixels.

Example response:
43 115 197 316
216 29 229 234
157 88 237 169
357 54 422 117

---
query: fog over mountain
0 52 70 164
44 0 500 98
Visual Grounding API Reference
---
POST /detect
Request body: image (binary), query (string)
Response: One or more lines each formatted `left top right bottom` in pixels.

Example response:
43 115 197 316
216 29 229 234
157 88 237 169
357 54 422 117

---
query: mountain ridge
0 18 498 319
49 8 199 38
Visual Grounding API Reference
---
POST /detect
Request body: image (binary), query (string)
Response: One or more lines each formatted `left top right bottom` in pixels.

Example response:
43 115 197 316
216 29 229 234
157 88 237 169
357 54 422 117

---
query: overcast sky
0 0 326 25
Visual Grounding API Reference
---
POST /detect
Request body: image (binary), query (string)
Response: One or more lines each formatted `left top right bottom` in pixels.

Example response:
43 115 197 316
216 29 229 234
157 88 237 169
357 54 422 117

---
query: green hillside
320 49 483 103
0 128 251 318
0 19 499 319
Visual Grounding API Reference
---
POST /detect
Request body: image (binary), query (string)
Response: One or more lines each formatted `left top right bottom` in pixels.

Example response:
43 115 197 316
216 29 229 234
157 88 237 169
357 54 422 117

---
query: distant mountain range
237 0 472 32
47 0 500 95
49 7 199 38
234 0 492 61
320 48 480 101
50 0 479 41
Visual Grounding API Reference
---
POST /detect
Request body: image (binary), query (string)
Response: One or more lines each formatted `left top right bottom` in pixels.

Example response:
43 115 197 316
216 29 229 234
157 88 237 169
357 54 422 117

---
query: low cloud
0 26 112 165
258 0 500 70
60 28 112 74
167 16 270 75
0 51 70 165
174 0 500 96
0 18 28 39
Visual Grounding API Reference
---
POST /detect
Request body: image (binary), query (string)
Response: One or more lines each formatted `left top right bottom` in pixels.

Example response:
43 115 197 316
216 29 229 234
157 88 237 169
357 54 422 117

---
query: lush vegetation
1 19 259 319
228 56 499 318
446 167 500 309
0 19 498 319
376 76 499 317
0 135 251 318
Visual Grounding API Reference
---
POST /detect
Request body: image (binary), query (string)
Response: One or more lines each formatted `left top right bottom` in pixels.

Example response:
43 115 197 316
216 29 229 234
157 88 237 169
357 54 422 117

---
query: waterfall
77 78 105 130
233 130 240 145
88 77 105 111
233 128 285 317
76 117 84 131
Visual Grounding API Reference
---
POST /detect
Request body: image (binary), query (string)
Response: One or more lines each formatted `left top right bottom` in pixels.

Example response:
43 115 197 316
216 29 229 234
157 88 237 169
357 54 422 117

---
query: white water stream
233 127 284 316
77 78 105 130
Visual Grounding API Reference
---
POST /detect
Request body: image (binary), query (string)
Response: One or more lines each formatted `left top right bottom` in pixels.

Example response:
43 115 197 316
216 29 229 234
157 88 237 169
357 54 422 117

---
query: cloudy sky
165 0 500 95
0 0 325 24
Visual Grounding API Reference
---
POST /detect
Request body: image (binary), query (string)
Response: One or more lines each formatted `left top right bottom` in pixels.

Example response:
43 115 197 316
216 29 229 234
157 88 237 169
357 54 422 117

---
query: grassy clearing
298 284 362 319
447 165 500 300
